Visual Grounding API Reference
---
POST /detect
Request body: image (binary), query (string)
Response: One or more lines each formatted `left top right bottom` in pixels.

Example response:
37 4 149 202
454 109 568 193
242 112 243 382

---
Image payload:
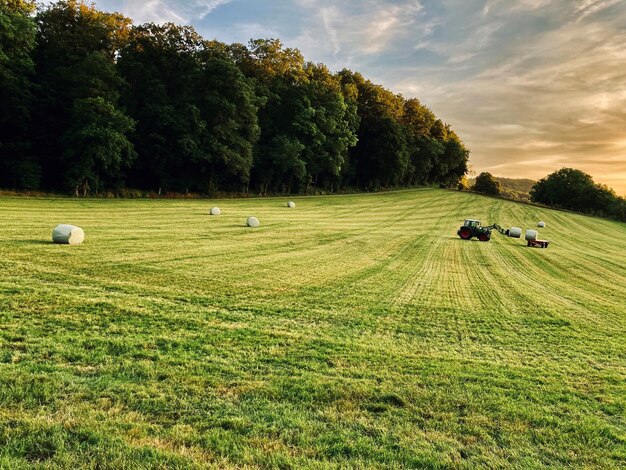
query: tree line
0 0 469 196
530 168 626 222
469 169 625 222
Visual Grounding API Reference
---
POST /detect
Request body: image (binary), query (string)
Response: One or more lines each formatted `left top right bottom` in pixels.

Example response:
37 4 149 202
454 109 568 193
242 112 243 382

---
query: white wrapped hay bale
246 216 260 228
508 227 522 238
537 221 546 228
525 229 538 242
287 201 295 208
210 207 221 216
52 224 85 245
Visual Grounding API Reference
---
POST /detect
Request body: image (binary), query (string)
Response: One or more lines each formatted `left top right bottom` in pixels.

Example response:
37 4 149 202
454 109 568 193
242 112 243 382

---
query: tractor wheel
459 227 472 240
478 233 491 242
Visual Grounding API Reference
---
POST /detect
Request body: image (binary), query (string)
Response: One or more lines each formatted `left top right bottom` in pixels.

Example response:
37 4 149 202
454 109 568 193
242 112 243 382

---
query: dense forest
0 0 469 195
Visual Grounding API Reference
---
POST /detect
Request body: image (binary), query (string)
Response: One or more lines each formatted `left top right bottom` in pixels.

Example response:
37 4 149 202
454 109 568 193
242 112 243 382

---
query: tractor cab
458 219 491 241
463 219 481 228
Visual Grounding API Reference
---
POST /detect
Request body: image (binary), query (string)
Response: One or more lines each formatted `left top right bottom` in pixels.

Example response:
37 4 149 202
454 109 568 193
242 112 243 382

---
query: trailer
527 239 549 248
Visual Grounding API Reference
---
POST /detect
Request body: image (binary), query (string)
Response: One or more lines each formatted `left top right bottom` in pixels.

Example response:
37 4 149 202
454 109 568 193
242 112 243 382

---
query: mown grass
0 189 625 468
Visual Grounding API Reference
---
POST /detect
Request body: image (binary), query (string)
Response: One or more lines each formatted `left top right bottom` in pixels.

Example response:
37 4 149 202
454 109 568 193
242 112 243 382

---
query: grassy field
0 189 625 468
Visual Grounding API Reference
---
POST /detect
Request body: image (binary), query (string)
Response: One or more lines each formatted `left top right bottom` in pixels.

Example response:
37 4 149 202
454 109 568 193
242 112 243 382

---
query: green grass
0 189 625 469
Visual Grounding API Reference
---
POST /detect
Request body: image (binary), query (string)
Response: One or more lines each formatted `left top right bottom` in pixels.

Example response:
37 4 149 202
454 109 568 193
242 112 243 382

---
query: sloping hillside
469 176 536 201
0 190 624 468
494 176 536 193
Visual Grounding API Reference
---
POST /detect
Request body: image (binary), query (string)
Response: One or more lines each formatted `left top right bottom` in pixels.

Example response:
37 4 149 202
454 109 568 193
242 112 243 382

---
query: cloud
102 0 232 25
287 1 433 70
574 0 623 21
62 0 626 193
389 0 626 193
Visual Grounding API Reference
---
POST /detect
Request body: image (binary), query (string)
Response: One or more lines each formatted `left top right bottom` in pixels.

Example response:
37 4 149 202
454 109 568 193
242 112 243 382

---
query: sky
72 0 626 194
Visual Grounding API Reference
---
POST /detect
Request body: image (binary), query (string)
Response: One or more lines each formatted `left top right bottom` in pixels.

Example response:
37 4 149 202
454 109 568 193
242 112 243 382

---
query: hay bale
52 224 85 245
287 201 295 208
508 227 522 238
525 229 538 242
537 221 546 228
210 207 221 216
246 216 260 228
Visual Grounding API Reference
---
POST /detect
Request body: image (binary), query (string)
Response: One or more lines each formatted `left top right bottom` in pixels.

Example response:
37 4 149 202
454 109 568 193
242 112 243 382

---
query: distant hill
494 177 536 193
469 176 536 201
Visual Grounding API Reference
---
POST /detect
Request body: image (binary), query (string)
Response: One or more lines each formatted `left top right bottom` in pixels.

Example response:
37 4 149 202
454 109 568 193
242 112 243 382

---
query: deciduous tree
0 0 38 188
473 172 501 195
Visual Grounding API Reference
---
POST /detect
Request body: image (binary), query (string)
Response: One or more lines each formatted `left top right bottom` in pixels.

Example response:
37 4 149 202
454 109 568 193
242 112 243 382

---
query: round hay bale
287 201 295 208
246 216 260 228
210 207 221 216
525 229 538 242
537 221 546 228
52 224 85 245
508 227 522 238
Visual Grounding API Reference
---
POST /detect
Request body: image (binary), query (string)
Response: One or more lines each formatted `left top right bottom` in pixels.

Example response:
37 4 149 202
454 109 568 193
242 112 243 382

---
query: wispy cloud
98 0 232 24
286 1 433 69
69 0 626 193
390 0 626 193
574 0 623 21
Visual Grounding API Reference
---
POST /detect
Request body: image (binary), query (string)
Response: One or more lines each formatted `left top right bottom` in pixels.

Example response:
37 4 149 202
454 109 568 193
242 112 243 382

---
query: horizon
43 0 626 195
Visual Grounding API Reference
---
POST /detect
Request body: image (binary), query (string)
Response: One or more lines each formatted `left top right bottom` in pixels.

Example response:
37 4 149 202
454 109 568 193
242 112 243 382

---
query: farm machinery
457 219 549 248
457 219 518 242
526 238 550 248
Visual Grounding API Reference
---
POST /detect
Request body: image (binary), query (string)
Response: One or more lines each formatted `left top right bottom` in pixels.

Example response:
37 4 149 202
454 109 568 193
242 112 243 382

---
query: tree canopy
0 0 471 195
0 0 38 188
473 172 501 196
530 168 625 221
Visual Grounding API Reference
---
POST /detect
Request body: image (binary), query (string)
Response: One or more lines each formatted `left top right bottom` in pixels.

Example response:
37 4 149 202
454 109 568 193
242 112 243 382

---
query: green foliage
1 189 625 467
473 171 502 195
197 57 260 190
239 38 306 84
531 167 625 220
61 96 136 194
117 22 206 192
457 175 470 191
263 135 306 191
297 64 358 188
353 115 409 188
402 99 436 184
0 0 38 188
437 136 470 186
1 1 470 195
31 0 134 191
339 70 409 188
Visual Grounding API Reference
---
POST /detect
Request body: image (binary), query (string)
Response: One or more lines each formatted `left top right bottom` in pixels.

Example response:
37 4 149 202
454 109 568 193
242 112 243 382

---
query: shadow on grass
16 239 55 245
447 236 481 242
515 244 550 250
